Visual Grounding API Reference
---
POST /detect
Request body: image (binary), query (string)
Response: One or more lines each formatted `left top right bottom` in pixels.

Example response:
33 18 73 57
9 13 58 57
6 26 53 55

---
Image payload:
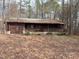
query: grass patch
24 32 53 35
56 32 66 36
24 32 32 35
46 32 53 35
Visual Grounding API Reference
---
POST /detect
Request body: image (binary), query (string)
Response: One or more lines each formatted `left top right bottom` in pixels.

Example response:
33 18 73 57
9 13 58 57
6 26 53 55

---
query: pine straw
0 34 79 59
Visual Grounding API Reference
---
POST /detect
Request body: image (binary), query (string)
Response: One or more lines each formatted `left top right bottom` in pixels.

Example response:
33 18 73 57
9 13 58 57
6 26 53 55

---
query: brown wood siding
7 23 25 34
7 22 64 34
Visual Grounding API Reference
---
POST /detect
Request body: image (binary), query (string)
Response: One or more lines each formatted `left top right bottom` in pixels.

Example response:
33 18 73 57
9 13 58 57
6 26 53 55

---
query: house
5 18 64 34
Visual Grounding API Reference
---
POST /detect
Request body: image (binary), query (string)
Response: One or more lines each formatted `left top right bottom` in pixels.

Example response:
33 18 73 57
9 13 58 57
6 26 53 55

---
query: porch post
48 24 49 32
23 24 26 34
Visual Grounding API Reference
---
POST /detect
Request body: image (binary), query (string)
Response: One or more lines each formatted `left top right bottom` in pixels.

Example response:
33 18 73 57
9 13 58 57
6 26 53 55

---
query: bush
25 32 32 35
56 32 66 36
46 32 53 35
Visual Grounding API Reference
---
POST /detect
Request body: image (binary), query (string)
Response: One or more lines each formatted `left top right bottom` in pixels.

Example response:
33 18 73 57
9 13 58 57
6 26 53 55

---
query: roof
5 18 64 24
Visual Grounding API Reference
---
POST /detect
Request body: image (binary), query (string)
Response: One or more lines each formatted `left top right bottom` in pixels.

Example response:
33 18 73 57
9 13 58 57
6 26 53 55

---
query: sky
0 0 67 11
16 0 35 5
16 0 64 6
0 0 69 16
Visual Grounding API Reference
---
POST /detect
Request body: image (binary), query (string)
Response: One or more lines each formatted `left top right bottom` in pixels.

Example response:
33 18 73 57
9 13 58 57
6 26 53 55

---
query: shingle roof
5 18 64 24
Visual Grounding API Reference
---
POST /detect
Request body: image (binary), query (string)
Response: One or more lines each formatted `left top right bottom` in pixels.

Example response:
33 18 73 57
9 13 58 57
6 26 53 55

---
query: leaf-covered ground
0 34 79 59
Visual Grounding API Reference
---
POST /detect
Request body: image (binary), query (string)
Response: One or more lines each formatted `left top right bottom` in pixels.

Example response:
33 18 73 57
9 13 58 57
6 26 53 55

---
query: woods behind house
0 0 79 35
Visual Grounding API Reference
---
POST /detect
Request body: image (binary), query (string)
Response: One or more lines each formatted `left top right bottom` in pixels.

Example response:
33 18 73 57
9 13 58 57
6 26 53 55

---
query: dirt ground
0 34 79 59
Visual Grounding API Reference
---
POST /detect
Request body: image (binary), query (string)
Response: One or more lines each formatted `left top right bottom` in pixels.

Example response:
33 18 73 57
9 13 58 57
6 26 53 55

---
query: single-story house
5 18 64 34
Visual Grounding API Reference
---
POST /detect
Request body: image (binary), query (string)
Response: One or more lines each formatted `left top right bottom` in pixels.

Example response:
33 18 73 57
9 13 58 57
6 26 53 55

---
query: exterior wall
7 22 25 34
6 22 64 34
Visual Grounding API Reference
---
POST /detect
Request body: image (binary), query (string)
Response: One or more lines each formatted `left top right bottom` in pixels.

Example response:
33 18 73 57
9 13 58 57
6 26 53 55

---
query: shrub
25 32 32 35
46 32 53 35
56 32 66 36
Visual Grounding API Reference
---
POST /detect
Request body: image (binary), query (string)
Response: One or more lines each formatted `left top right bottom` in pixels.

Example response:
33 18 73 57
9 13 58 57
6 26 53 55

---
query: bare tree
1 0 5 33
9 1 17 18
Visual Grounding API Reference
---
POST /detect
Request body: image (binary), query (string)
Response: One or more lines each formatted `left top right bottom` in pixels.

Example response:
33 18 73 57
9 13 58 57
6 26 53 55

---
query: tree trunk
1 0 5 34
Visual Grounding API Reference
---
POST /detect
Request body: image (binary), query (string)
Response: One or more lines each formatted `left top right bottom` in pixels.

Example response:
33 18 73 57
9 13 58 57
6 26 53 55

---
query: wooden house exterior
5 18 64 34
